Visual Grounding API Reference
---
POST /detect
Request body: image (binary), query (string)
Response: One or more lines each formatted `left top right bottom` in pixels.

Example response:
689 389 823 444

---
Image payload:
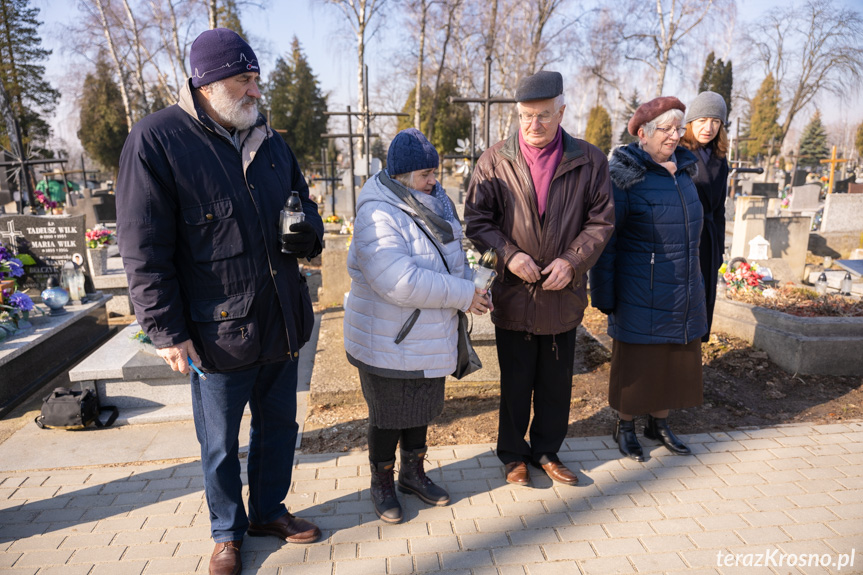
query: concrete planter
87 248 109 276
713 297 863 376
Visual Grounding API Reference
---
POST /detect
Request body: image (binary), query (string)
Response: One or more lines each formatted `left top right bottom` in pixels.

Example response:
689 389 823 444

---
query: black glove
281 220 318 258
598 309 613 315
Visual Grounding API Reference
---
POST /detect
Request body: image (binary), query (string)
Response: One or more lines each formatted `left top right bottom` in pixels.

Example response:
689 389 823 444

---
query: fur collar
609 143 698 190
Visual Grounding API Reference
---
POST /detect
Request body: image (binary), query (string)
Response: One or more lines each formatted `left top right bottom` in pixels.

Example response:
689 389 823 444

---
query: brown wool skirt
608 339 703 415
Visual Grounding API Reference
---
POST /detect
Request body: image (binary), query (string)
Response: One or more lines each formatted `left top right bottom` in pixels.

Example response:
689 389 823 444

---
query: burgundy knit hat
627 96 686 136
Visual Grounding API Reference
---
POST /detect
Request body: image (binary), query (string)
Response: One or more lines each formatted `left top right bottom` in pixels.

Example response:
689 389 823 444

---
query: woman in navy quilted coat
590 97 708 462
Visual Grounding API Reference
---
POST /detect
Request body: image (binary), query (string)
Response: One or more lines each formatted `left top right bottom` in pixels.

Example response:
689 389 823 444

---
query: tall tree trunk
208 0 217 28
0 0 26 139
166 0 186 87
93 0 134 132
122 0 150 112
413 0 429 130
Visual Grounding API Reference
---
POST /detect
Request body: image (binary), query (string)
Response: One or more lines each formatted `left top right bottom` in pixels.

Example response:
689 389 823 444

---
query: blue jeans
190 359 299 543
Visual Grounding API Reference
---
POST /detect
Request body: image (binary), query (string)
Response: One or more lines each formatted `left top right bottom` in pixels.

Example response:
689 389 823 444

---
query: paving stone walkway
1 421 861 574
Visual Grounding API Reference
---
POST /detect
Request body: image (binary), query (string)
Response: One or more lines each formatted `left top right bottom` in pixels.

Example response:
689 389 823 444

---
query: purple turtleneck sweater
518 126 563 218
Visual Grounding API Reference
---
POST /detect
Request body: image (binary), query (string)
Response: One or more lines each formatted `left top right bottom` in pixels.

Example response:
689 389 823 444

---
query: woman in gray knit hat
344 129 492 523
680 91 729 341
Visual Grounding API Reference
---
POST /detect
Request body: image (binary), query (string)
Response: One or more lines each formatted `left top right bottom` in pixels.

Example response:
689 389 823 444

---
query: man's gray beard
206 80 259 131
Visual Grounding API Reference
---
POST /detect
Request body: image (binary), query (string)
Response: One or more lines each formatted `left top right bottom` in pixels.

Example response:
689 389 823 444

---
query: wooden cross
820 146 849 194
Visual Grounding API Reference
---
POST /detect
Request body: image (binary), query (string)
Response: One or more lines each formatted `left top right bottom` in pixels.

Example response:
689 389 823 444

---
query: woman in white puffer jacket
344 129 491 524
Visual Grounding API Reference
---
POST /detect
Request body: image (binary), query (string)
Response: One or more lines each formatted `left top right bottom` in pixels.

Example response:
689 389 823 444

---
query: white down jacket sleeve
344 185 476 378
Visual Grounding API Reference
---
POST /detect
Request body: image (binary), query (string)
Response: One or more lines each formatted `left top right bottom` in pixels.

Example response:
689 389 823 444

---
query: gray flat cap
515 70 563 102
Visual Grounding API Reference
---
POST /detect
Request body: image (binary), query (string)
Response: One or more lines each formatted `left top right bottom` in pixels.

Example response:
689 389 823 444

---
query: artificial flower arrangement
324 215 343 224
0 241 42 339
34 190 60 212
86 225 116 249
719 260 764 294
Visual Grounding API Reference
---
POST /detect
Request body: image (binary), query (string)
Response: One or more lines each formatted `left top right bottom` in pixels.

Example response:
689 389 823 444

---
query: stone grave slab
837 259 863 277
713 297 863 376
820 193 863 233
0 296 113 417
787 184 822 213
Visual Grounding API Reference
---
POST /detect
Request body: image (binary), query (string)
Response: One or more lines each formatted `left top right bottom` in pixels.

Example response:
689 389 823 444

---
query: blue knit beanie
387 129 439 175
190 28 259 88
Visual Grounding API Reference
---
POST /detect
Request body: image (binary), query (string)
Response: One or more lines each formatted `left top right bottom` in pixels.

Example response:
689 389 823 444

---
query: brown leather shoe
504 462 530 485
541 461 579 485
247 512 321 544
209 540 242 575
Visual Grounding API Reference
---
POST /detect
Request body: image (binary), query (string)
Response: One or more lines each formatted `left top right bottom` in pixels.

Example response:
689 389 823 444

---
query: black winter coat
116 82 323 372
690 147 728 340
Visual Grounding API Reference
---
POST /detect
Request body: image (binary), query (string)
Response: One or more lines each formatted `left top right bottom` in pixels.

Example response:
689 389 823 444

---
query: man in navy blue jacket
116 28 323 575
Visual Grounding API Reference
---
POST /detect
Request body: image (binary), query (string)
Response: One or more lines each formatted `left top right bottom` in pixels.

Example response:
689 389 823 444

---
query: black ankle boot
613 418 644 462
398 447 450 506
370 460 402 523
644 415 691 455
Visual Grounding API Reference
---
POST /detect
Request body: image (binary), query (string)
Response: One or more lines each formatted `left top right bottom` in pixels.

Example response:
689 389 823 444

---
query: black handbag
35 387 119 430
410 217 483 380
453 310 482 379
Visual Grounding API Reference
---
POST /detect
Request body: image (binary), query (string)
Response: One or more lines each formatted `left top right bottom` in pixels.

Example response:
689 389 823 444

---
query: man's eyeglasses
652 125 686 137
518 111 557 125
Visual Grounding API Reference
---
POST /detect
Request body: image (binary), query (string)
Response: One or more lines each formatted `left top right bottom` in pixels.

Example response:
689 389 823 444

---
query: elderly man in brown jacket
465 71 614 487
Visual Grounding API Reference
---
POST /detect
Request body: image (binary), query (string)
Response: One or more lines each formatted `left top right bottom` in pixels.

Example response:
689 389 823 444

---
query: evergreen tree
264 37 328 170
798 110 829 168
217 0 246 38
618 90 640 146
585 105 612 155
697 51 733 118
747 73 782 158
856 122 863 159
397 83 470 154
0 0 59 154
77 56 128 174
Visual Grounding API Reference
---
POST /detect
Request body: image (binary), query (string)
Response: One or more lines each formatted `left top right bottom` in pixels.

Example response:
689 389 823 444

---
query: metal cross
0 220 25 252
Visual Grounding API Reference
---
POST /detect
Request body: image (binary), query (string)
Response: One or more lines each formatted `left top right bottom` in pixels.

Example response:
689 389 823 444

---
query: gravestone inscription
0 214 89 291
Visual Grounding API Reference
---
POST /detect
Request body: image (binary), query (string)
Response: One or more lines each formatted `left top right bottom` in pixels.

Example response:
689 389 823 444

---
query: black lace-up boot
370 459 402 523
613 418 645 462
397 447 450 506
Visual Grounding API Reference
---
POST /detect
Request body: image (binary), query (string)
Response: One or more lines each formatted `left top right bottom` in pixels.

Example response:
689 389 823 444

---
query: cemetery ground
302 304 863 455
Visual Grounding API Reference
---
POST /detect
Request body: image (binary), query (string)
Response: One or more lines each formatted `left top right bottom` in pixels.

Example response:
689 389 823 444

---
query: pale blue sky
32 0 863 156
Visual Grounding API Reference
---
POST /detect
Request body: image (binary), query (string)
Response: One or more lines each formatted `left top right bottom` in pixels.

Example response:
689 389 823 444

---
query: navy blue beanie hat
386 129 439 175
190 28 259 88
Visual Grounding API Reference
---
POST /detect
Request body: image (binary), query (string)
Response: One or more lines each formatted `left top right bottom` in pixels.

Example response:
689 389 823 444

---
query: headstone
834 176 854 194
318 233 352 307
764 215 811 280
730 196 767 259
787 184 822 213
0 214 92 292
792 170 808 187
848 183 863 194
820 193 863 233
64 188 100 231
747 234 770 260
740 181 779 198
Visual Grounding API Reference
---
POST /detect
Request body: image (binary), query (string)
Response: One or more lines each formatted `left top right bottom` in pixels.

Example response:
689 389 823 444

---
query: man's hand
507 252 542 284
282 220 318 258
541 258 574 291
156 339 201 375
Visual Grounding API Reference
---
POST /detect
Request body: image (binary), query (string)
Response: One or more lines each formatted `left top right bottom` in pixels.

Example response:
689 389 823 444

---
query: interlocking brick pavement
0 421 861 574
